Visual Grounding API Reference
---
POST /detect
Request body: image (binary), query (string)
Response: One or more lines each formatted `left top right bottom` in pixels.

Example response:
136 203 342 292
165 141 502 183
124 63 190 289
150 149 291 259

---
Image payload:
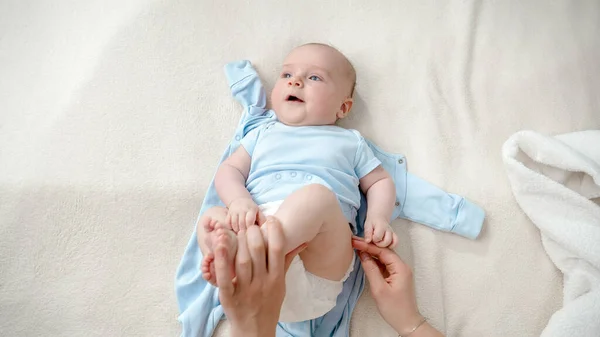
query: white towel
502 130 600 336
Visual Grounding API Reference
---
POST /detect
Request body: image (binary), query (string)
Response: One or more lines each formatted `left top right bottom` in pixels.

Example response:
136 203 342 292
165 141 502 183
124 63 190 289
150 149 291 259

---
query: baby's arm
215 147 265 231
359 166 397 247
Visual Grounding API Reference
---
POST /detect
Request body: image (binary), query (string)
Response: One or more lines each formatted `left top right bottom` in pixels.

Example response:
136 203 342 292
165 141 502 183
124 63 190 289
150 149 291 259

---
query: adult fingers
246 226 266 280
265 217 285 274
235 229 252 284
352 236 383 255
358 251 387 290
262 217 307 275
352 237 405 276
214 244 234 302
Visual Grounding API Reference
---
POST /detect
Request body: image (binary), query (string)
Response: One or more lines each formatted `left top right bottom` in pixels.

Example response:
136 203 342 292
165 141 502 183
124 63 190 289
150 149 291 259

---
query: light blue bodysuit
241 121 381 227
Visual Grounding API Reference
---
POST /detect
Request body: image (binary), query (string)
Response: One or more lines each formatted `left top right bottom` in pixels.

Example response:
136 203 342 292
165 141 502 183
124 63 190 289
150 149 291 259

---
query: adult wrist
230 324 275 337
392 312 426 337
229 316 277 337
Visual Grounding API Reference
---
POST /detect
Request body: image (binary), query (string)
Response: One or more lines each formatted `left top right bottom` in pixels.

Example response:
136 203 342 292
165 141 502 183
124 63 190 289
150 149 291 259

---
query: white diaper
258 201 356 323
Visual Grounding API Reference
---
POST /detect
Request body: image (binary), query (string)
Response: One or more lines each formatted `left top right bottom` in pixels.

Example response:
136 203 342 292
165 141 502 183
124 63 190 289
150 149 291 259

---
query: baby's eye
282 73 292 78
308 75 321 81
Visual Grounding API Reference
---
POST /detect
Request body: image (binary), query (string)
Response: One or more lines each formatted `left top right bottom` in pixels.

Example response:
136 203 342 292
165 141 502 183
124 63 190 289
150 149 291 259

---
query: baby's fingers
230 213 239 232
378 231 393 248
225 213 232 229
390 232 399 249
245 211 257 229
238 211 247 230
372 223 385 243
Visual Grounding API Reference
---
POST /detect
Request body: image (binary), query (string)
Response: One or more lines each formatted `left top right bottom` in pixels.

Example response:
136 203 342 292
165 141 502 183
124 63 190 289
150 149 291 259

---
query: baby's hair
297 42 357 98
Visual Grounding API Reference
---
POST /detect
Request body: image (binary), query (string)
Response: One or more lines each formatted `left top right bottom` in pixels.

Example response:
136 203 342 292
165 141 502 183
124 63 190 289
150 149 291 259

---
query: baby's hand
364 216 398 248
227 198 266 232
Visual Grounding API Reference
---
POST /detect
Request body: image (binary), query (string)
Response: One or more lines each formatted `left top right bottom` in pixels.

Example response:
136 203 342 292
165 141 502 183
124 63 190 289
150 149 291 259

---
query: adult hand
215 217 306 337
352 236 443 337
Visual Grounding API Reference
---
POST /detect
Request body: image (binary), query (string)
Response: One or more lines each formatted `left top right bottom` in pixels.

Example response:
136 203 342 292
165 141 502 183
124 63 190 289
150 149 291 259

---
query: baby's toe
201 216 215 232
211 228 225 249
202 270 211 280
201 254 217 286
201 254 213 270
206 262 217 286
209 260 217 285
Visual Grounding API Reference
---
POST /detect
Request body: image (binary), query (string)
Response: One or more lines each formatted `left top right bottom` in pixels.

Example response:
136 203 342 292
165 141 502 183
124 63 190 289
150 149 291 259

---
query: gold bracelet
398 317 427 337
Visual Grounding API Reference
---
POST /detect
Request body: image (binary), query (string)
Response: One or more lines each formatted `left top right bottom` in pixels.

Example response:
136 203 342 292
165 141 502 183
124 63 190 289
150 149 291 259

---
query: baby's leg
268 184 354 281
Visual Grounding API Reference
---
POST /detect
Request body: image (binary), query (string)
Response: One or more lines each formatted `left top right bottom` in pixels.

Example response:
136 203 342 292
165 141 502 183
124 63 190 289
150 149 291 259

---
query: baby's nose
288 77 303 87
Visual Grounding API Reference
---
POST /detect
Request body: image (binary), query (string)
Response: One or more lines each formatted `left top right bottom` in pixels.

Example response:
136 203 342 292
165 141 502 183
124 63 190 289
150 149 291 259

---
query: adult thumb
359 252 386 289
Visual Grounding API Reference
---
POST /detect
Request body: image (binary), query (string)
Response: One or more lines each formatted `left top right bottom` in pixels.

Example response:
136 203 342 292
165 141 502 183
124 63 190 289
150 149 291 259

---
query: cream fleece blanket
503 130 600 336
1 1 599 336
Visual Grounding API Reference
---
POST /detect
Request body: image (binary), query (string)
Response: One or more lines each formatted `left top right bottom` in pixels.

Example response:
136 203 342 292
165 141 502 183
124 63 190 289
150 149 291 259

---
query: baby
196 43 397 322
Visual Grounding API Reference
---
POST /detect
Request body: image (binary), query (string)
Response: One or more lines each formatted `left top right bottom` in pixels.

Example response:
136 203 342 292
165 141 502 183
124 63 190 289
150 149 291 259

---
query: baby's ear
337 97 353 119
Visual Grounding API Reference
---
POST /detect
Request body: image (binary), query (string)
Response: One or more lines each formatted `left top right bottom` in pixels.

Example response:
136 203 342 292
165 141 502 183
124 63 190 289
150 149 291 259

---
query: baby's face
271 45 354 126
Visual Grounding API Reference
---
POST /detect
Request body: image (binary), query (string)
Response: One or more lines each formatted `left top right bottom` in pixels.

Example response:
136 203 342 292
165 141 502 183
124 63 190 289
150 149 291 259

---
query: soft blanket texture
1 0 599 336
502 130 600 337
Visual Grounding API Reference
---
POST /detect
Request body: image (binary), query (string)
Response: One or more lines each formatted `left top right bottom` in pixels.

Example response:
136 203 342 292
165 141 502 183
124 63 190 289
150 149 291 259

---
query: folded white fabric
502 130 600 336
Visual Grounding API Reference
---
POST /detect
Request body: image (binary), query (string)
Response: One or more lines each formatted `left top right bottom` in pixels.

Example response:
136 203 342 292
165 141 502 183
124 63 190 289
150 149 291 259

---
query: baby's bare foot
201 219 237 286
210 226 238 284
200 216 220 286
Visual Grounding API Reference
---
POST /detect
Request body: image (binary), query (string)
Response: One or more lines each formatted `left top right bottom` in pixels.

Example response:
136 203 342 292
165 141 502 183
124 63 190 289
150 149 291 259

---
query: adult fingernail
359 252 369 261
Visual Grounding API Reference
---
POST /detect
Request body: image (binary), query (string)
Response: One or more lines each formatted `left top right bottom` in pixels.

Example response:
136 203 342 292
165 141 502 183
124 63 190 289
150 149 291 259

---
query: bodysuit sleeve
363 139 485 240
401 173 485 239
224 60 267 113
239 124 263 156
354 135 382 179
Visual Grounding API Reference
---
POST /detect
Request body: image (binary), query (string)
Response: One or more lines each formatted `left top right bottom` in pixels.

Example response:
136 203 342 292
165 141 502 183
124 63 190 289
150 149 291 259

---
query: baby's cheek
270 87 283 109
270 85 281 100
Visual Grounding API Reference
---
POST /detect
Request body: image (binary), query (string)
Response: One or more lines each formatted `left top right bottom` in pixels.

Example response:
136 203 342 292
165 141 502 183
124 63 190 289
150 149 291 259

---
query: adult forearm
365 176 395 220
215 164 253 206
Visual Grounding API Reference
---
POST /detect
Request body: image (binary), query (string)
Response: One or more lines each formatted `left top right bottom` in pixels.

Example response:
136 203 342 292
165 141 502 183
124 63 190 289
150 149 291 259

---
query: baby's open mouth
286 95 304 103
